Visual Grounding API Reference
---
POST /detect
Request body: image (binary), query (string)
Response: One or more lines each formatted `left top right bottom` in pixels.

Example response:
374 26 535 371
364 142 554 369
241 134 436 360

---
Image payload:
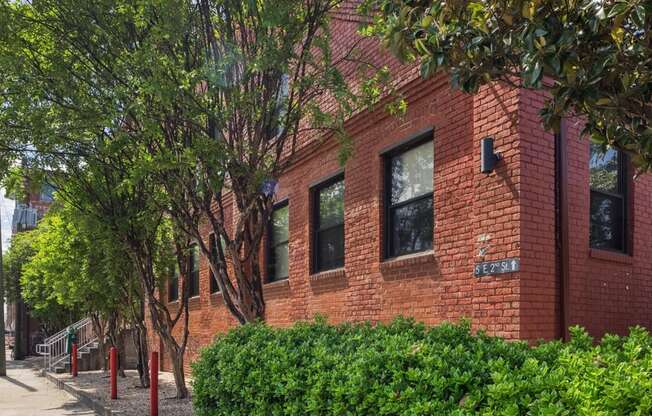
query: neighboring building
9 184 53 358
151 6 652 372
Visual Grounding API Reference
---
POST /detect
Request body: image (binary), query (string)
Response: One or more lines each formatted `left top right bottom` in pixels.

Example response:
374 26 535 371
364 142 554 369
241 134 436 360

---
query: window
168 268 179 302
267 202 289 282
589 143 627 252
313 176 344 272
209 234 220 293
189 244 200 297
385 137 434 258
40 184 55 202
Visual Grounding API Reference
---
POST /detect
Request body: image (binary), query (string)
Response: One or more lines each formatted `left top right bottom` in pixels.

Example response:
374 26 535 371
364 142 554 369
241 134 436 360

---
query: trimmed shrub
192 318 652 415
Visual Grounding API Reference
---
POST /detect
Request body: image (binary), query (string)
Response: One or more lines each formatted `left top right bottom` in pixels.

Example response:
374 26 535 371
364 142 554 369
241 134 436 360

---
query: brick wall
516 90 652 341
147 8 652 373
152 79 652 374
518 88 559 341
152 73 531 373
564 119 652 339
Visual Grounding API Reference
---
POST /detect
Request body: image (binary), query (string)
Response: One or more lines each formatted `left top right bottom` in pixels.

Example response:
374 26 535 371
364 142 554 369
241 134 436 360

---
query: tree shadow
2 375 38 392
44 401 95 415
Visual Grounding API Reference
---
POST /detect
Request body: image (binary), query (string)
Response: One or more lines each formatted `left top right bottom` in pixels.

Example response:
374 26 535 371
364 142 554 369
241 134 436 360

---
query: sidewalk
0 353 95 416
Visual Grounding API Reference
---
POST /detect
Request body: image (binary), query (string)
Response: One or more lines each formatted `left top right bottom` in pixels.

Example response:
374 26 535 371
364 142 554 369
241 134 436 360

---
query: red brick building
155 7 652 371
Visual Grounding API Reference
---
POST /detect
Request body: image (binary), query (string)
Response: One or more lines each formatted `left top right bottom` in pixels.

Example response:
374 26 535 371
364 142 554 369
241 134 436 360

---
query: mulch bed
52 369 193 415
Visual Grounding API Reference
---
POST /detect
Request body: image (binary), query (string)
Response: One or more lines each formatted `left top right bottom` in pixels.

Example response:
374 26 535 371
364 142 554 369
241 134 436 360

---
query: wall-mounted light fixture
480 137 501 174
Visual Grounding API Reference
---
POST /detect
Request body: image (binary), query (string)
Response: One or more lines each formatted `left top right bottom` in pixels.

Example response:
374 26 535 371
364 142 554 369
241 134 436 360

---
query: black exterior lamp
480 137 501 174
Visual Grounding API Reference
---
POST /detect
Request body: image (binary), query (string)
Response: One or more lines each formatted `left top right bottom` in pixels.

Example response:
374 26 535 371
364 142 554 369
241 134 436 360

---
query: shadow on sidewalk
2 374 39 392
43 401 95 415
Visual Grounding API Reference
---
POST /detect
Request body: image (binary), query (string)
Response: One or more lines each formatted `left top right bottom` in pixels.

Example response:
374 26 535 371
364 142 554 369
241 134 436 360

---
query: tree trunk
107 312 127 377
145 296 189 399
132 319 150 388
133 242 190 399
0 209 6 376
165 340 188 399
90 314 107 372
116 329 127 378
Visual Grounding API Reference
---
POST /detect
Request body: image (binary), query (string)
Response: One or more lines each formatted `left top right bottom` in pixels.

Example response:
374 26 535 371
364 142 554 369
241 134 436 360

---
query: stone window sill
380 251 437 281
589 248 633 265
264 278 290 299
310 268 346 283
188 295 201 310
309 268 347 293
209 291 223 304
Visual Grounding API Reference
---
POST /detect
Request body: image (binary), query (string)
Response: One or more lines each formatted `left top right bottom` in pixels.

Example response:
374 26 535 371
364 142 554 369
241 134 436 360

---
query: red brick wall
516 89 652 341
518 88 559 341
152 80 652 374
152 73 532 373
146 8 652 372
564 120 652 340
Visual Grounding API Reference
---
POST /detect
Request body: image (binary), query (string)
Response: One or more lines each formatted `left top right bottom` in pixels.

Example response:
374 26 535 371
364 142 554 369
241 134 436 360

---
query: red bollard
150 351 158 416
110 347 117 399
71 343 78 377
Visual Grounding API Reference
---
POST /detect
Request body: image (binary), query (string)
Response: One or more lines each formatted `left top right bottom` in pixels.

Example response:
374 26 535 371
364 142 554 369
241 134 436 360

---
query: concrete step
48 340 103 373
79 352 90 372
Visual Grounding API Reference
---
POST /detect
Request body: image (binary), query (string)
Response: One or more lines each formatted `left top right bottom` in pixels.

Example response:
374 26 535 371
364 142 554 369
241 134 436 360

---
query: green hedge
191 318 652 415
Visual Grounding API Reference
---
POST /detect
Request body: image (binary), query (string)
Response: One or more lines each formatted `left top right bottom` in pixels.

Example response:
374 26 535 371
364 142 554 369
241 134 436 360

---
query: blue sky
1 188 15 252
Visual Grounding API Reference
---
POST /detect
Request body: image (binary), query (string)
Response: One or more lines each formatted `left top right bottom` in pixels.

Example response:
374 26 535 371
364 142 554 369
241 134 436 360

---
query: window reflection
314 177 345 272
268 204 289 281
386 138 434 258
391 141 434 204
589 144 626 252
589 144 618 193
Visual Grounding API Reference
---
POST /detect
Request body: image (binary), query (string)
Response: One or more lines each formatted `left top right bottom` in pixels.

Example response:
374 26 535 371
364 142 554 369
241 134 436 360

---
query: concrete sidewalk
0 354 95 416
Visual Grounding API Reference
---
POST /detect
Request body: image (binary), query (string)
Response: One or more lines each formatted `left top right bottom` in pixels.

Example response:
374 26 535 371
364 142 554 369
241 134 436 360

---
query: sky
1 187 15 253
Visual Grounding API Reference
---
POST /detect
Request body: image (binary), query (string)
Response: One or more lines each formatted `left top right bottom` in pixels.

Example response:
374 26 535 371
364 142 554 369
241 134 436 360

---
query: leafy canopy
21 205 128 319
0 0 399 325
361 0 652 171
2 229 38 302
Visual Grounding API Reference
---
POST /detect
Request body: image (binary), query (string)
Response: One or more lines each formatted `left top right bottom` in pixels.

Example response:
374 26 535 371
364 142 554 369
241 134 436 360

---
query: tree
45 162 190 396
0 0 204 396
0 0 399 395
361 0 652 170
4 228 80 336
21 203 151 385
115 0 397 325
0 0 395 329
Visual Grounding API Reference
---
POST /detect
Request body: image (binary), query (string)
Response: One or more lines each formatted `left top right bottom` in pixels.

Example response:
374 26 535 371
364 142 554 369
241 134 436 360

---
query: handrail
37 317 97 371
44 317 92 344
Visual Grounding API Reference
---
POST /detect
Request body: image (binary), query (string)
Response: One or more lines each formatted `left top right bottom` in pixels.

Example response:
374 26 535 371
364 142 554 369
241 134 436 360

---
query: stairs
36 317 99 373
53 341 102 374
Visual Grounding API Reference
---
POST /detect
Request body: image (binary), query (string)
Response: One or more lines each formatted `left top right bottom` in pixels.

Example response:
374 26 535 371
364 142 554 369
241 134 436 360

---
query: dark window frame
589 146 629 253
266 200 290 282
208 233 220 293
312 174 345 273
188 244 200 297
383 132 434 259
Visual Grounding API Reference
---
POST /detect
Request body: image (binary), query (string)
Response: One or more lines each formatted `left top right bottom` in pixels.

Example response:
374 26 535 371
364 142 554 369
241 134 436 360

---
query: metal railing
36 317 97 371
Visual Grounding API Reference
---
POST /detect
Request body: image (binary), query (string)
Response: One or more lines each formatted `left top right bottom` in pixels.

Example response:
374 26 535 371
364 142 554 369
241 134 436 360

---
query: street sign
474 258 520 277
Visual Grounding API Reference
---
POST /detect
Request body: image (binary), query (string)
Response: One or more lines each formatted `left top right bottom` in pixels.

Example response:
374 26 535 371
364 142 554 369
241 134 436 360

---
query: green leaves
361 0 652 172
193 319 652 416
20 203 133 321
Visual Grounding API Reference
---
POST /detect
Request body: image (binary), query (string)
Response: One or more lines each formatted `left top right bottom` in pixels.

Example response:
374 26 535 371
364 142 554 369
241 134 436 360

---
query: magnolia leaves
362 0 652 171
